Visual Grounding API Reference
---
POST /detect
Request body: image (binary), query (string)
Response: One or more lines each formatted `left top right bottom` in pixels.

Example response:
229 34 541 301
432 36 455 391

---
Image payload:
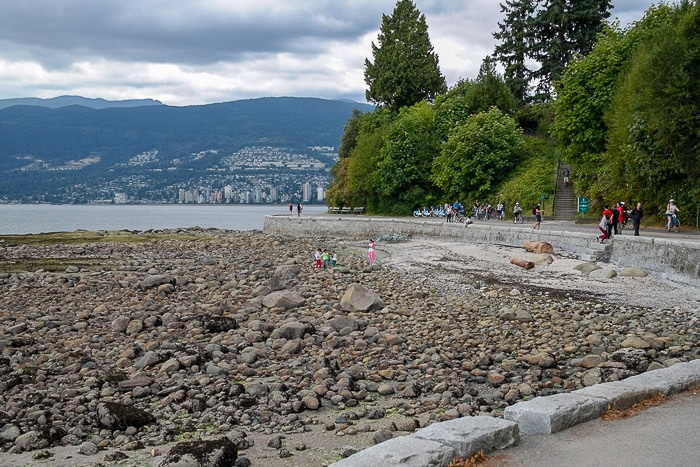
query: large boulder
262 290 305 310
272 321 315 340
575 263 601 275
159 437 238 467
202 316 238 333
273 265 302 280
611 348 650 372
137 275 176 291
96 402 155 430
340 284 384 312
620 267 649 277
589 268 617 279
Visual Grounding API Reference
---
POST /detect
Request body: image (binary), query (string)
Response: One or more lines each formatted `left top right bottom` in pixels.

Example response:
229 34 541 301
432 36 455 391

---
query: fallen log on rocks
524 240 554 254
510 257 535 269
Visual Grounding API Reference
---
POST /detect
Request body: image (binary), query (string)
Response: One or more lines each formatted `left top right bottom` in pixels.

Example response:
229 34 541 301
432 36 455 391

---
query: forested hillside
328 0 699 224
0 97 373 203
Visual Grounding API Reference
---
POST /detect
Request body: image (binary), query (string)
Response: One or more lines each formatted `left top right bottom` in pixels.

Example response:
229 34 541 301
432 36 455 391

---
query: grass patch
0 257 111 273
0 230 217 273
0 230 212 247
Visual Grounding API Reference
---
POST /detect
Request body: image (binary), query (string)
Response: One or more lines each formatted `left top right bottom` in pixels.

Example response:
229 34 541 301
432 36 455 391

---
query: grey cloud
0 0 390 67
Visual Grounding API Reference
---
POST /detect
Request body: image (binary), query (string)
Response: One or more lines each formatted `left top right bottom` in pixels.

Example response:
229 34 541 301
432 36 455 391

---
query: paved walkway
485 389 700 467
402 215 700 242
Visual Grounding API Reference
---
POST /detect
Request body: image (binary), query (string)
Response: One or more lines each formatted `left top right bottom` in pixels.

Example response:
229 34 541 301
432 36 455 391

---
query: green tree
606 1 699 208
552 24 627 193
375 102 440 213
364 0 447 112
432 107 524 201
531 0 612 100
434 59 518 142
493 0 537 102
329 109 393 210
327 109 364 206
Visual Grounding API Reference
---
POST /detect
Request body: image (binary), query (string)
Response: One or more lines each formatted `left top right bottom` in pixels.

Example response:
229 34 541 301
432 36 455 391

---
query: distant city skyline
0 1 648 106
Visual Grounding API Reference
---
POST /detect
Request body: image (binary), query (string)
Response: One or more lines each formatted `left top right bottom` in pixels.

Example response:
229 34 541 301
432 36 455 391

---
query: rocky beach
0 229 698 466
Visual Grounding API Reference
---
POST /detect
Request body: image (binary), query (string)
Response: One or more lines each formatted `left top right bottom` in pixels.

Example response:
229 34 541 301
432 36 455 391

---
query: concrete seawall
263 215 700 287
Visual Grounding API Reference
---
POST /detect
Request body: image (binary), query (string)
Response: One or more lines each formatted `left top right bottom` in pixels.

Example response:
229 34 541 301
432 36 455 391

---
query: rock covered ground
0 229 698 466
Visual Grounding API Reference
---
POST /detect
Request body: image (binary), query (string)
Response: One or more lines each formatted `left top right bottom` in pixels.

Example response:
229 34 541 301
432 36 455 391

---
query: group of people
314 248 338 269
596 201 645 243
289 202 303 217
444 201 466 222
472 200 507 221
313 238 376 269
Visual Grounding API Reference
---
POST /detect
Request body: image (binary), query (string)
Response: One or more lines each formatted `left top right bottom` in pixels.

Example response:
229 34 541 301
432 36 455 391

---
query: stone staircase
551 164 576 221
579 241 612 263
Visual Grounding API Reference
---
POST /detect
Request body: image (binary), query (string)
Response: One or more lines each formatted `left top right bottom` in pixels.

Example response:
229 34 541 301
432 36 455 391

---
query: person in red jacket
615 202 625 234
602 205 614 239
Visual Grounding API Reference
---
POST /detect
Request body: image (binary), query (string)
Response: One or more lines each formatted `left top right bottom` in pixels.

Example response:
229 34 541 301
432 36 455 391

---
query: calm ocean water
0 204 328 235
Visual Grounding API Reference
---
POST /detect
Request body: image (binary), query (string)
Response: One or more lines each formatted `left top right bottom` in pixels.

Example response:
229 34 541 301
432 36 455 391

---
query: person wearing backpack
533 204 543 230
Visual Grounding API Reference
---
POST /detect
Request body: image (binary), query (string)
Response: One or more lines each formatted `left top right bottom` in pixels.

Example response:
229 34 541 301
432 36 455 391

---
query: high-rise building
303 182 312 202
269 186 279 204
316 185 325 201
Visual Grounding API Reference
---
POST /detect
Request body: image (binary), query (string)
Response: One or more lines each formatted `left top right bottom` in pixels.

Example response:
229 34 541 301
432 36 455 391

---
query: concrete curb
329 359 700 466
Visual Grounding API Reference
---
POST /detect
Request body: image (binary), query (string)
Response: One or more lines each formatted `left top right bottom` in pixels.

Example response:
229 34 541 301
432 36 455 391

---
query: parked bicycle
619 210 631 231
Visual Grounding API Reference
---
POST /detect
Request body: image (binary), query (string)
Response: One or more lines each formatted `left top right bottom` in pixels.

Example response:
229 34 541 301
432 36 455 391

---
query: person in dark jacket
630 202 643 236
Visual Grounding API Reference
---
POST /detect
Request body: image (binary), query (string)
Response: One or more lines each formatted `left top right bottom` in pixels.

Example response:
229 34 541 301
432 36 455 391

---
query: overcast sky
0 0 649 107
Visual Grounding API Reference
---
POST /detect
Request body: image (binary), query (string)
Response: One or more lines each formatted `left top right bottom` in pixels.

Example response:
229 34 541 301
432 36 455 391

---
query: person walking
368 239 375 266
533 204 543 230
297 202 303 217
331 251 338 267
602 205 614 239
289 202 294 216
596 213 609 243
563 167 570 187
314 249 322 269
611 202 621 235
630 202 643 236
321 249 330 269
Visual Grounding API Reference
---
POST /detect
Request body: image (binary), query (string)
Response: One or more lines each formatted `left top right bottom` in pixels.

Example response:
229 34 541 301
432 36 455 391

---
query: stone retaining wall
263 215 700 287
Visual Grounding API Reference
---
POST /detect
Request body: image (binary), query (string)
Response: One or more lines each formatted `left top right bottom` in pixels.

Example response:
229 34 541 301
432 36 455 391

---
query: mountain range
0 96 373 203
0 95 164 110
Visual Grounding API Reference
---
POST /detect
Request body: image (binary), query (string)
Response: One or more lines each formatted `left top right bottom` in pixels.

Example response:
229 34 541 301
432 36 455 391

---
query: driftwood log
524 241 554 254
510 257 535 269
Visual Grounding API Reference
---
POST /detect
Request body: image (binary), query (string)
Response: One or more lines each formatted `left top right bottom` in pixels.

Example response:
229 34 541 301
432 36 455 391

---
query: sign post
577 196 590 213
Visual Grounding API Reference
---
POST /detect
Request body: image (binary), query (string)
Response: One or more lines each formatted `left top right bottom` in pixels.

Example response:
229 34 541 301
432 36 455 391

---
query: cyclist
513 202 523 223
665 199 680 231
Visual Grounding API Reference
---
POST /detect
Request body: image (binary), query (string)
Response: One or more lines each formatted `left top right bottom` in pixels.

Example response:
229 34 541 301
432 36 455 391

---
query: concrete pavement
485 388 700 467
330 361 700 467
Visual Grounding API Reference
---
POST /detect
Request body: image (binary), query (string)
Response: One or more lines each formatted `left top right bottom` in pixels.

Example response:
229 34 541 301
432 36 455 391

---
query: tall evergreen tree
493 0 536 103
531 0 612 99
364 0 447 112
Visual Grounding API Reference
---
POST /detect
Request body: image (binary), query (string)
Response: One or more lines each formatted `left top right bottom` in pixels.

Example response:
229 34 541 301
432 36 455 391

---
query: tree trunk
510 257 535 269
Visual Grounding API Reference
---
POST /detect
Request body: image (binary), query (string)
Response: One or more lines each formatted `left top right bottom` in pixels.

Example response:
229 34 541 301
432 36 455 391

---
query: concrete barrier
328 360 700 466
263 215 700 286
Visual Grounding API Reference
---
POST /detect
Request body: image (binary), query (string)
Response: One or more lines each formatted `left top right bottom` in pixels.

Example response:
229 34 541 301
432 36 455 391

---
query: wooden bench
352 207 365 214
327 206 341 214
340 207 352 214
